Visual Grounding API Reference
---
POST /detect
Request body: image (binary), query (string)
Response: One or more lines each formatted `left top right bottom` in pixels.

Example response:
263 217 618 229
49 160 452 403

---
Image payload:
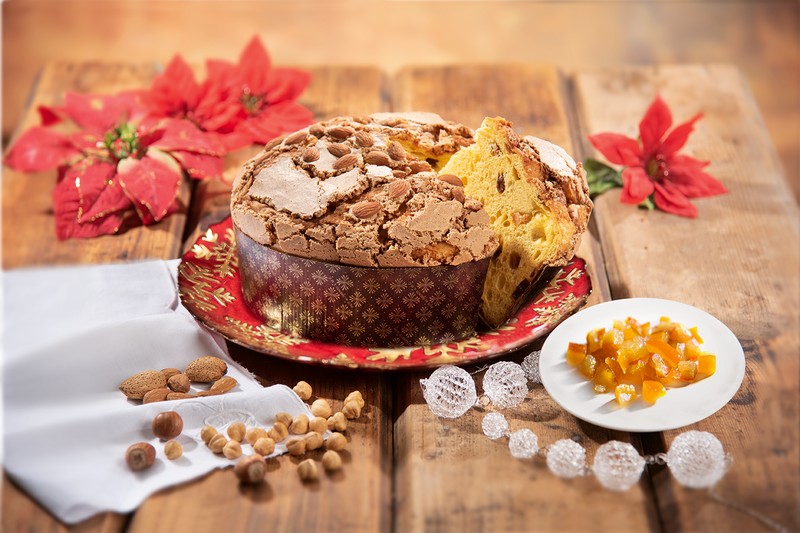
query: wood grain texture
573 64 800 531
130 66 393 533
2 62 191 270
391 65 655 533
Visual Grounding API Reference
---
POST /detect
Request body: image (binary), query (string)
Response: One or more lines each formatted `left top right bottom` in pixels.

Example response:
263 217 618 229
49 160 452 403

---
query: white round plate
540 298 746 432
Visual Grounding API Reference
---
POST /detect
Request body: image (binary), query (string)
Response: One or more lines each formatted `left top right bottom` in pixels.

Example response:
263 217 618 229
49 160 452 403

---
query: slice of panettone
440 116 592 327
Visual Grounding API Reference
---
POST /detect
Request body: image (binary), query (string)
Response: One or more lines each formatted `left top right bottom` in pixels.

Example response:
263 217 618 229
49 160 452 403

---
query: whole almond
438 174 464 187
364 151 391 166
332 153 359 171
120 370 167 400
354 131 374 147
387 141 406 161
143 388 171 404
309 124 325 137
408 160 432 174
166 392 194 401
264 135 285 151
161 368 181 380
283 131 308 145
351 201 381 219
452 188 465 203
168 373 191 393
302 147 320 162
351 115 372 124
392 169 408 179
185 356 227 383
388 180 411 200
327 126 354 140
210 376 238 393
327 143 350 158
197 390 224 397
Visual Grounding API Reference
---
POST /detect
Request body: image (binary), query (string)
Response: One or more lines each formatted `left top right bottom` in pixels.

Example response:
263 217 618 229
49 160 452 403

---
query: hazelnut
208 433 227 454
227 421 246 442
245 427 268 445
167 373 190 393
267 422 289 442
309 416 328 434
164 440 183 460
223 440 243 459
290 414 309 435
342 401 361 420
304 431 323 451
297 459 318 482
234 454 266 483
322 450 342 471
326 432 347 451
126 442 156 471
327 412 347 432
311 399 332 419
200 425 218 444
286 437 306 456
293 381 313 401
345 390 365 409
253 437 276 456
274 412 293 427
152 411 183 440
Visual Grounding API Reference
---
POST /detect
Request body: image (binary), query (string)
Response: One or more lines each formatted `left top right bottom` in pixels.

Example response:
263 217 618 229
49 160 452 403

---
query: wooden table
3 63 798 532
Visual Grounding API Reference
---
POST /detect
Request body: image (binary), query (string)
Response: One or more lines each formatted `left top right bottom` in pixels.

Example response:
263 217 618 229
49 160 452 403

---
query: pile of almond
119 356 237 403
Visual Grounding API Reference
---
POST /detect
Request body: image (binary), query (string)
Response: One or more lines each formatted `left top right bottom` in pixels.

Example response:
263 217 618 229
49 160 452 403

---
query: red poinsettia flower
5 92 225 239
143 36 313 151
588 95 727 218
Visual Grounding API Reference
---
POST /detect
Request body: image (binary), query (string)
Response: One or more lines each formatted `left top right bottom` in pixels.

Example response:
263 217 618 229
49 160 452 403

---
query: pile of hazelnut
125 380 365 485
119 356 236 403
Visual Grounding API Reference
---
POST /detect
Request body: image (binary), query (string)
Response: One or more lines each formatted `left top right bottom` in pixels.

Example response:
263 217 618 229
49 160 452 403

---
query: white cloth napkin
2 259 311 524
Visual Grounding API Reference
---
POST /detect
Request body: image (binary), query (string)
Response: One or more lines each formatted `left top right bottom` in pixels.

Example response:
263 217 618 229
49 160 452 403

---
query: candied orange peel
567 316 716 407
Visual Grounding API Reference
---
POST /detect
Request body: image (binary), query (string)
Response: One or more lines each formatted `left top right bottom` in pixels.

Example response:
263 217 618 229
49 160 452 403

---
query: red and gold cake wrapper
234 226 490 347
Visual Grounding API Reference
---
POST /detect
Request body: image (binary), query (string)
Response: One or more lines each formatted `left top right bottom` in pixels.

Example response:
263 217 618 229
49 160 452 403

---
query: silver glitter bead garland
521 350 542 384
420 365 477 419
419 365 731 491
483 361 528 408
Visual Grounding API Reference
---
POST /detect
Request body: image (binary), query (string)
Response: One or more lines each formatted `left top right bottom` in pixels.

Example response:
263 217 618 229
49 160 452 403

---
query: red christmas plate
178 217 592 370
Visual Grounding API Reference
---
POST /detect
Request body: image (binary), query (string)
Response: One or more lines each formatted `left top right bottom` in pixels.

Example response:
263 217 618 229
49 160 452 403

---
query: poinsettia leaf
233 100 314 146
38 105 65 126
638 195 656 211
143 55 199 119
238 36 272 93
639 94 673 157
150 118 226 155
587 133 641 167
5 127 79 172
265 67 312 104
653 182 698 218
52 159 130 239
660 113 702 158
620 167 655 204
193 79 243 134
584 158 623 197
171 151 224 180
117 155 182 224
63 93 131 135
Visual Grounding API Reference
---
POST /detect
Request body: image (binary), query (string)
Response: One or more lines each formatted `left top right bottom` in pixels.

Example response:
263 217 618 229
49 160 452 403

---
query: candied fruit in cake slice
642 380 666 403
566 342 587 366
614 384 637 407
697 354 716 376
578 354 597 379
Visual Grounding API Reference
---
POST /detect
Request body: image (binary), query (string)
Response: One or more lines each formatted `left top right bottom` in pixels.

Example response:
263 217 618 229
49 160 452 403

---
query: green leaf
584 158 623 198
639 195 656 211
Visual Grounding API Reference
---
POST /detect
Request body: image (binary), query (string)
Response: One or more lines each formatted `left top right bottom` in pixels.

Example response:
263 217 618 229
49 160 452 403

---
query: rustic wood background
3 0 799 200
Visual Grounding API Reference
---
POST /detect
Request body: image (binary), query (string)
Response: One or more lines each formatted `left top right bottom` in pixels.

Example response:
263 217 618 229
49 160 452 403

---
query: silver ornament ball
666 430 729 489
483 361 528 408
546 439 587 479
508 428 539 459
481 412 509 440
420 365 477 419
592 441 645 491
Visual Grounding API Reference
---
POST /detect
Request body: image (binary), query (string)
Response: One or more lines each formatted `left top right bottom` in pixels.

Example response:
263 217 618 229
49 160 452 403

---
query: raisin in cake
440 116 592 327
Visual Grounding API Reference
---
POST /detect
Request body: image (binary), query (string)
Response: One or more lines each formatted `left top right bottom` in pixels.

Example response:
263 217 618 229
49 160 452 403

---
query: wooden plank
573 64 800 531
129 66 394 533
391 65 655 533
2 62 190 270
